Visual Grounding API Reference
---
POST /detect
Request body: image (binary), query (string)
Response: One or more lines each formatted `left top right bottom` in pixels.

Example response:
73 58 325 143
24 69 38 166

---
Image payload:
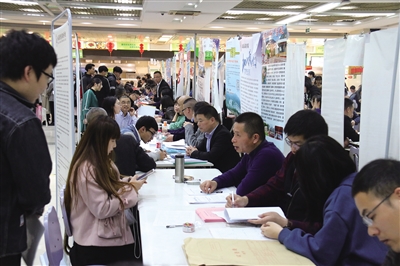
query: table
138 168 231 265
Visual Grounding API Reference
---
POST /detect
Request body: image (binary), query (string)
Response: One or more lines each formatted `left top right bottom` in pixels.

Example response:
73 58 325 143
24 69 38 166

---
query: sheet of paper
163 139 186 149
224 207 285 223
183 238 314 265
153 211 195 226
187 193 229 204
209 227 269 241
184 187 232 196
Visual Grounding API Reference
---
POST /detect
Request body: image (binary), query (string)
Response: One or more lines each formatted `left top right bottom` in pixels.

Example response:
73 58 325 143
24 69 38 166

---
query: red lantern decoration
139 43 144 57
77 41 82 50
106 41 114 56
179 43 183 51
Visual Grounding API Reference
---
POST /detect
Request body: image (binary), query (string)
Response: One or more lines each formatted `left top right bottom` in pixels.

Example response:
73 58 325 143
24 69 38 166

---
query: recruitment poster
261 25 289 151
176 51 184 96
185 40 192 96
225 37 241 116
239 33 263 114
218 55 225 113
211 38 221 112
165 58 171 88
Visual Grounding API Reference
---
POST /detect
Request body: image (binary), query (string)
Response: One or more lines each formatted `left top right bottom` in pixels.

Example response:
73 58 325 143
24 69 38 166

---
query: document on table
153 210 195 226
215 207 285 223
186 193 229 204
183 187 232 196
183 238 314 265
163 139 186 149
209 227 269 241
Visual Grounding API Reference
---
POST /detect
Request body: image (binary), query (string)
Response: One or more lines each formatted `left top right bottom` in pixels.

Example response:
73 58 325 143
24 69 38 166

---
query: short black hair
344 98 354 110
308 71 315 77
135 116 158 132
131 90 141 96
350 85 356 90
311 94 321 103
113 66 122 74
195 105 220 123
0 30 57 81
314 76 322 81
235 112 265 139
161 88 173 99
193 101 209 113
98 65 108 73
352 159 400 199
153 71 162 76
284 110 328 139
102 96 118 117
85 63 95 71
145 79 157 89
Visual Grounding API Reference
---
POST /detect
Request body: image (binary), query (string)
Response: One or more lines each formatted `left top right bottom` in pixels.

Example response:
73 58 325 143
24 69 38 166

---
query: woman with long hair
80 78 102 132
102 96 121 119
64 116 146 265
261 135 387 265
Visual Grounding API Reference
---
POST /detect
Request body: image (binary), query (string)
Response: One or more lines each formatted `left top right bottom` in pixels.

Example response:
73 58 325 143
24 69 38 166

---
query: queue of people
1 30 398 266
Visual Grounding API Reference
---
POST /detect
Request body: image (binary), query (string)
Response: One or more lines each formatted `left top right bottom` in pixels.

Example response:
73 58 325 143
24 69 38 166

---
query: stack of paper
220 207 285 223
183 238 314 265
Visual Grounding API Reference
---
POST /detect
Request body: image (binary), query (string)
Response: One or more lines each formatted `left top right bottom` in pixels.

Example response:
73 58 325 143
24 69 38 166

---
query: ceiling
0 0 399 45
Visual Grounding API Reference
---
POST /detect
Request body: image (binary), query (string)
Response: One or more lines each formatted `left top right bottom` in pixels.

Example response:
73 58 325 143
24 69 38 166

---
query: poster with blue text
225 37 241 116
239 33 263 114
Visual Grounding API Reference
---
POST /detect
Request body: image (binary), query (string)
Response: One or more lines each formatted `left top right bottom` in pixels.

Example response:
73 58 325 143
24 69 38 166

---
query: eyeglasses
182 107 189 112
362 192 393 227
285 137 303 149
147 129 156 138
120 101 131 105
41 70 54 85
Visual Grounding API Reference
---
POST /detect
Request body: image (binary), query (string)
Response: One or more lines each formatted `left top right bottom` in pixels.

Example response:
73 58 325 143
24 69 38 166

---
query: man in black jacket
107 66 122 96
82 63 95 92
186 105 240 173
153 71 171 102
94 65 111 106
0 30 56 265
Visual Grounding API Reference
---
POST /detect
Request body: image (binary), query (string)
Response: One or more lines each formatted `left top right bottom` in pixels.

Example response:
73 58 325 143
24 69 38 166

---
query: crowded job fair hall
0 0 399 265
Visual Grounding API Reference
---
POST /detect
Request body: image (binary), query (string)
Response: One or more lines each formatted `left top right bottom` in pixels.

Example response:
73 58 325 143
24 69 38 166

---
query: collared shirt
115 111 137 131
205 124 218 152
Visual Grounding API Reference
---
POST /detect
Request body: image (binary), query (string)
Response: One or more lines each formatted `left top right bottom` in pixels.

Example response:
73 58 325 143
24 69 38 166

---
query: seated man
120 116 167 163
200 112 284 195
353 159 400 266
115 94 137 130
86 108 156 176
186 105 240 173
226 110 328 234
344 97 359 142
182 99 208 147
165 95 191 142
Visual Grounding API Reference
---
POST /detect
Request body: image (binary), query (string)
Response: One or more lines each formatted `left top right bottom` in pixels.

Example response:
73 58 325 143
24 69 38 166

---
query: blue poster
225 37 241 116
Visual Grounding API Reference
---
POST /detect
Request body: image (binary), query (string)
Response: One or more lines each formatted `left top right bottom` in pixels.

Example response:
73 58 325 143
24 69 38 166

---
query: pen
200 191 223 193
231 191 235 208
166 225 183 228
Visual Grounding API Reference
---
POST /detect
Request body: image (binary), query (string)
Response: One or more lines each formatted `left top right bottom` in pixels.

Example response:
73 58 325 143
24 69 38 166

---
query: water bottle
162 121 168 133
174 154 185 183
156 129 162 149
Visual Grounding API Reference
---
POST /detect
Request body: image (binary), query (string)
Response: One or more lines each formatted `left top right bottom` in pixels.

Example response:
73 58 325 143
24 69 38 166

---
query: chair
60 187 72 237
43 206 63 266
349 146 360 171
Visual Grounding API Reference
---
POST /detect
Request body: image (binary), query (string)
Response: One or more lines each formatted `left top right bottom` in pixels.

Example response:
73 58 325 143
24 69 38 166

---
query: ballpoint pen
166 225 183 228
231 191 235 208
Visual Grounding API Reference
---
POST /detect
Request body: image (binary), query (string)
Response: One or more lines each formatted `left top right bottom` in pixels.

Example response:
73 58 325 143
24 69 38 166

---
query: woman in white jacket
64 115 145 265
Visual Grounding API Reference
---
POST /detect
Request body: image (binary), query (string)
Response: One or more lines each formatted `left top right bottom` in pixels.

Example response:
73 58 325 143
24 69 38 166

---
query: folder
195 207 225 222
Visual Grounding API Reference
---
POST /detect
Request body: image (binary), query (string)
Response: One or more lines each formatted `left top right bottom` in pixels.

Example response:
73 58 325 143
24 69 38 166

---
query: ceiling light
71 7 88 10
158 35 173 42
282 5 304 9
247 27 259 30
347 13 395 17
227 10 299 16
210 26 224 28
0 0 38 5
336 6 358 10
221 16 236 19
145 36 149 38
0 18 7 20
24 13 44 17
308 3 341 13
303 18 318 22
20 8 42 12
75 12 91 15
108 35 112 38
314 14 328 17
81 22 92 24
187 3 194 5
256 17 273 21
276 14 309 24
194 4 197 8
39 20 50 22
117 13 134 16
173 18 181 21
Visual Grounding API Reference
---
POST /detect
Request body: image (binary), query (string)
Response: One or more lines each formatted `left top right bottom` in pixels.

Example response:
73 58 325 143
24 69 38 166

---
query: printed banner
225 37 241 115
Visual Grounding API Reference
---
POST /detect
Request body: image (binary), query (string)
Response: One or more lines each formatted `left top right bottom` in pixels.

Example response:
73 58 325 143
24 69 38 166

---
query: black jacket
0 81 51 257
190 124 241 173
114 135 156 176
81 73 93 93
94 74 111 107
344 115 360 141
154 79 172 102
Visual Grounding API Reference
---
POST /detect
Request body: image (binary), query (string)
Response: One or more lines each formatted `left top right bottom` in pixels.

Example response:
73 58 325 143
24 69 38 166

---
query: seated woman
160 95 175 120
102 96 121 121
64 116 146 265
261 135 387 266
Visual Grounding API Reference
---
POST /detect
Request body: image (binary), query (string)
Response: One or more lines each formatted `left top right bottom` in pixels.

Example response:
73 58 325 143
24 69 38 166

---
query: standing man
186 105 241 173
344 98 359 142
0 30 56 265
200 112 284 196
107 66 123 96
353 159 400 266
94 65 111 106
82 63 95 92
153 71 171 102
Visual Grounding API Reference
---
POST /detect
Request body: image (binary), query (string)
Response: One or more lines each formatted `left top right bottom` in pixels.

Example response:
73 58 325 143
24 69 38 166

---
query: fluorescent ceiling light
227 10 299 16
158 35 173 42
0 0 38 5
282 5 304 9
20 8 42 12
81 22 92 24
256 18 273 21
210 26 224 28
336 6 358 10
276 14 309 24
118 13 134 16
308 3 341 13
222 16 236 19
347 13 395 17
0 18 7 20
117 23 138 26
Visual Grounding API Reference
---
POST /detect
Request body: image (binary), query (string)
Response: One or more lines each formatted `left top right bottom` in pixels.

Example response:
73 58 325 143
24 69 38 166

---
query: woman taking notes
64 116 145 265
262 135 387 265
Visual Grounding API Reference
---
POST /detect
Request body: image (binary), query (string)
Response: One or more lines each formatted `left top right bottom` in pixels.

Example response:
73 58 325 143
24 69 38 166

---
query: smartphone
137 169 155 180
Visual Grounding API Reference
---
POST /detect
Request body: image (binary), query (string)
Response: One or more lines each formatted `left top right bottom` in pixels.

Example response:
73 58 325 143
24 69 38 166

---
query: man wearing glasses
353 159 400 266
226 110 328 235
0 30 57 265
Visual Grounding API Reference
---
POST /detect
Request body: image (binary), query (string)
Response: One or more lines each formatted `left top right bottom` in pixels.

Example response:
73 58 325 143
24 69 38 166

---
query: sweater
213 141 284 196
278 173 387 266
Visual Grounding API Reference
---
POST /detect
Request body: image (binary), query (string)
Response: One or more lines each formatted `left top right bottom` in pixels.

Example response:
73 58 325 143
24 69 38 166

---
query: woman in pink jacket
64 115 145 265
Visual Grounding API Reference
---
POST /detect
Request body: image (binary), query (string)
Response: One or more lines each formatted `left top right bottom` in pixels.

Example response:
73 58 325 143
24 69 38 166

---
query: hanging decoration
179 43 183 51
106 41 114 56
77 41 82 50
139 43 144 57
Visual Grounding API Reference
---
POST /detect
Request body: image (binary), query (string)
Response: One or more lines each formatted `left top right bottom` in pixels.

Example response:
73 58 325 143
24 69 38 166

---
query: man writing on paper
200 112 284 195
226 110 328 234
353 159 400 266
186 105 240 173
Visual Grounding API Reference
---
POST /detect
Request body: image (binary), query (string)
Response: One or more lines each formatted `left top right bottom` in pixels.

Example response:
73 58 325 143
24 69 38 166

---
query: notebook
196 207 225 222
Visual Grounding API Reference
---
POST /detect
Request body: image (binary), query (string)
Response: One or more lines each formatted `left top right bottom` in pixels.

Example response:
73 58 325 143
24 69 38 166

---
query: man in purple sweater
200 112 284 195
